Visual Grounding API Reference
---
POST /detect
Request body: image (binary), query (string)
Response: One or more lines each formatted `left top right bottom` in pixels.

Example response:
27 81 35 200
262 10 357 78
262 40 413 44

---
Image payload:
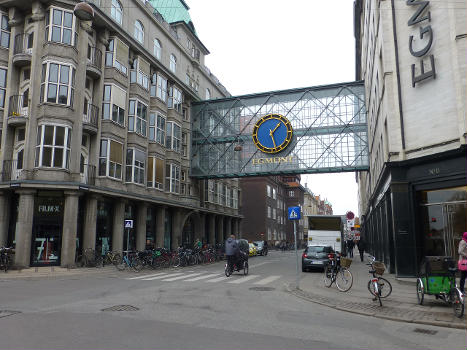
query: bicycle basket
340 257 352 268
372 261 385 275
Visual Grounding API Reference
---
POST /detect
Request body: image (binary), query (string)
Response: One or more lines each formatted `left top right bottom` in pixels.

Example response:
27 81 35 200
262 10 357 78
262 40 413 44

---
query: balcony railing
2 160 22 182
83 103 99 128
87 46 102 69
13 33 33 55
8 95 28 118
80 164 96 186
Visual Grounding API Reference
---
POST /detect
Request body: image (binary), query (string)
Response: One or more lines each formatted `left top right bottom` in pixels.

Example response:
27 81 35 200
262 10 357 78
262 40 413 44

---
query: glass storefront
97 200 113 256
419 186 467 261
31 192 64 266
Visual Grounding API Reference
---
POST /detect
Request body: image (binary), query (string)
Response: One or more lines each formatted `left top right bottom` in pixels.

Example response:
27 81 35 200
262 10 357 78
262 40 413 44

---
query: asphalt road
0 251 466 350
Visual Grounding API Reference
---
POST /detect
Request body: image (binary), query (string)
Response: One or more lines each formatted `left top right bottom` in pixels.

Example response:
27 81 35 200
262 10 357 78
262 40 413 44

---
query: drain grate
413 328 438 335
0 310 21 318
101 305 139 312
249 287 275 291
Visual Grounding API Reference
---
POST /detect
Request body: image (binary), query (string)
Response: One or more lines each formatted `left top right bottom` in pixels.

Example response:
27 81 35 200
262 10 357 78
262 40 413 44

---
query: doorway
31 223 61 266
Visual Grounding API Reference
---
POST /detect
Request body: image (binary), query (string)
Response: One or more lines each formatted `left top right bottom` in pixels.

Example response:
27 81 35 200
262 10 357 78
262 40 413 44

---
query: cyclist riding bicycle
225 234 239 272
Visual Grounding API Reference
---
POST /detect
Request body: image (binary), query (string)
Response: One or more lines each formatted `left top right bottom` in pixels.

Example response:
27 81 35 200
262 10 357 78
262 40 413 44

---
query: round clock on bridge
252 114 293 154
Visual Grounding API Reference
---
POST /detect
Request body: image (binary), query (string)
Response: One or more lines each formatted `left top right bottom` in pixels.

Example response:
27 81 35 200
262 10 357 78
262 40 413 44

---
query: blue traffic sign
288 206 301 220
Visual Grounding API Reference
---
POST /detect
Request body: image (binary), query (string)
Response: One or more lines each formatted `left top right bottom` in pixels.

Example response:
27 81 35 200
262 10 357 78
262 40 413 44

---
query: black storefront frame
31 192 64 267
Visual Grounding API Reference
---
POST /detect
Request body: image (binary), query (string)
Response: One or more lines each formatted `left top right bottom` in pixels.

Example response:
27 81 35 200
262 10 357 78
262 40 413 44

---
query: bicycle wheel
116 262 126 271
243 261 249 275
323 265 333 287
378 277 392 298
416 278 424 305
368 280 383 306
225 263 232 277
112 253 122 266
171 256 181 268
131 258 143 272
451 288 464 318
335 268 353 292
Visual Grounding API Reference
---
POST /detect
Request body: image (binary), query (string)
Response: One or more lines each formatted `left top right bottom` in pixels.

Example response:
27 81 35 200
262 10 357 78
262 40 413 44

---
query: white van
307 230 342 253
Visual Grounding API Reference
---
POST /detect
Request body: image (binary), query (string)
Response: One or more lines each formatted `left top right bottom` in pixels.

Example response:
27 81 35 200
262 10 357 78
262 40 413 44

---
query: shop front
31 192 64 266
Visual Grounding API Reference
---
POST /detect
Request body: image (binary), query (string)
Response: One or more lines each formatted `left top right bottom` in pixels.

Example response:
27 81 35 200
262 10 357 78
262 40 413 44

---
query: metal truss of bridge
191 81 368 179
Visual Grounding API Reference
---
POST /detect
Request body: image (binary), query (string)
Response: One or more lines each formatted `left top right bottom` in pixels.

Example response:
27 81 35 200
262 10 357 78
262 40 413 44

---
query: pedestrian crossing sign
288 207 301 220
124 220 133 229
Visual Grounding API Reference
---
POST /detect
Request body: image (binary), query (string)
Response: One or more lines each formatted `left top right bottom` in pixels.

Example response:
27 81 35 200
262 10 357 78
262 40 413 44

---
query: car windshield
307 246 332 253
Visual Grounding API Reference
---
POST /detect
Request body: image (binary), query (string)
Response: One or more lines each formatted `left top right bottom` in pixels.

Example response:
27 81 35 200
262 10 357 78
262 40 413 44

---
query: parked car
253 241 268 256
248 243 257 256
302 245 334 272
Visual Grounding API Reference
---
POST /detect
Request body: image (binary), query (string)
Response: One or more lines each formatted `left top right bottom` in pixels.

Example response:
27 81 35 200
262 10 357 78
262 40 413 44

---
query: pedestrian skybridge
191 81 368 178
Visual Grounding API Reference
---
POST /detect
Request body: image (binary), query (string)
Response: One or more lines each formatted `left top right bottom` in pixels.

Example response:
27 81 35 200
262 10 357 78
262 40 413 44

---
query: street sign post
124 220 133 257
288 206 301 289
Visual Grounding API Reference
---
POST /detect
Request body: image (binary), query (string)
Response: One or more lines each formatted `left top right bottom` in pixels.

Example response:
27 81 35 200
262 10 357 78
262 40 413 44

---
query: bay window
165 163 180 194
128 99 147 136
0 67 6 108
166 121 181 152
149 112 165 145
0 13 10 49
126 148 145 184
147 156 164 190
130 57 149 90
102 84 125 126
168 85 182 113
150 73 167 102
45 7 77 46
105 37 128 75
35 125 71 168
40 61 75 106
99 139 123 179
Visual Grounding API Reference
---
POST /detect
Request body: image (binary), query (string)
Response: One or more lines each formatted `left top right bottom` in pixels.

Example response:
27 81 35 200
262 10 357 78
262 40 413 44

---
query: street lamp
73 1 94 21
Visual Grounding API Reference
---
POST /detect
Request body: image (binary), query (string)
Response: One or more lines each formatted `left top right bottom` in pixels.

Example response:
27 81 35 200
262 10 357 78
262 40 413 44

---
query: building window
150 73 168 102
148 112 165 145
166 121 181 152
267 185 271 197
289 190 295 197
226 186 231 207
0 14 10 49
35 125 71 169
182 132 188 157
273 187 276 199
134 20 144 44
169 54 176 73
128 99 147 136
267 206 271 218
147 156 164 190
111 0 123 25
165 163 180 193
0 67 6 108
45 7 77 46
99 139 123 179
168 85 182 113
126 148 145 185
273 208 276 220
40 61 75 106
105 38 128 75
153 39 161 60
130 57 150 90
102 84 125 126
205 88 211 100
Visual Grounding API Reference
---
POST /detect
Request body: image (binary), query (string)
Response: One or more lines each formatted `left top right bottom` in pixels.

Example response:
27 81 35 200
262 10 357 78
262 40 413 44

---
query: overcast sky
190 0 359 216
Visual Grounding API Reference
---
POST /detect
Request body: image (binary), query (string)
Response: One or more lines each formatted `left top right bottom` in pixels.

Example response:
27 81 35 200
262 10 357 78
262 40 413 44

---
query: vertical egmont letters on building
407 0 436 87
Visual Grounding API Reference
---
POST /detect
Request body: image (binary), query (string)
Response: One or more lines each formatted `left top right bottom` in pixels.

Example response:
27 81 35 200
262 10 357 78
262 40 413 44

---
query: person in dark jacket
357 239 366 262
346 240 354 258
225 234 239 271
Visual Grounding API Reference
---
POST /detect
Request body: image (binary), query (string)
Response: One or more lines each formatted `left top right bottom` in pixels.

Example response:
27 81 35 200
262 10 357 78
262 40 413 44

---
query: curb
285 283 466 330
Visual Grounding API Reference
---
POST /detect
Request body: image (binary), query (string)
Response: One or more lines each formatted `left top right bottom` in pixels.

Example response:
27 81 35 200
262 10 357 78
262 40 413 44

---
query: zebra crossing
124 271 282 286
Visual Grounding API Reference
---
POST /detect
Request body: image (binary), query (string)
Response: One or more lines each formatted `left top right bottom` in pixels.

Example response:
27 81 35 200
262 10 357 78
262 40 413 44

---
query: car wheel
302 265 306 272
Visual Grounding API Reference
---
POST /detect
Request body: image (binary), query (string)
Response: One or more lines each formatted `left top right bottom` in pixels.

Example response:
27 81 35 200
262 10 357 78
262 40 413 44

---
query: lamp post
73 1 94 21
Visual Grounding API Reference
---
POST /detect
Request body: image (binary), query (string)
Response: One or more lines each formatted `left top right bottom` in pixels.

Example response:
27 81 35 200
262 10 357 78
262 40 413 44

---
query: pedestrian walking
458 232 467 295
357 238 366 262
346 240 354 258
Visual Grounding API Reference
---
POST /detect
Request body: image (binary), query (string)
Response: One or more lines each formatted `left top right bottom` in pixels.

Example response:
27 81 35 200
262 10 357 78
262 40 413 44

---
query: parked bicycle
0 247 14 272
76 248 103 268
366 255 392 306
103 251 122 266
323 252 353 292
416 256 464 318
116 251 143 272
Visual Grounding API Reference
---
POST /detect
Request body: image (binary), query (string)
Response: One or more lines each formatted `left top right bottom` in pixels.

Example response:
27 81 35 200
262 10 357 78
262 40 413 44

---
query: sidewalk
287 253 466 329
0 266 115 279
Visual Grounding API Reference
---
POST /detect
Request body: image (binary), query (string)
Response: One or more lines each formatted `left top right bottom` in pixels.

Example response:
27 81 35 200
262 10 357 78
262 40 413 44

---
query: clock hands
272 122 281 134
269 129 277 148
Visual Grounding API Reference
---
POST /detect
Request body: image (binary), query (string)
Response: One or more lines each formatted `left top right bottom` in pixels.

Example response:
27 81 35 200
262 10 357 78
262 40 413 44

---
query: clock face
252 114 293 154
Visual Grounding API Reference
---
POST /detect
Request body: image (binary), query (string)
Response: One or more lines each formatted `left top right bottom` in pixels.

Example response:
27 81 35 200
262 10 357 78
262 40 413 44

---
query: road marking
205 276 230 283
253 275 281 285
142 273 183 281
248 261 273 268
184 273 219 282
126 272 167 280
161 273 201 282
227 275 259 284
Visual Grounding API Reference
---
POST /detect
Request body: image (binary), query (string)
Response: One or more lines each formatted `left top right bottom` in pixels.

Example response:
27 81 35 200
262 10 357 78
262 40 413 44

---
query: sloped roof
149 0 197 35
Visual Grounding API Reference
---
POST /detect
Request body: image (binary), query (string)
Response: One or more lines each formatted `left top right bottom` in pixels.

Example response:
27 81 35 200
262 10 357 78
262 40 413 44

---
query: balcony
13 33 33 66
8 95 28 125
1 160 22 182
80 164 96 186
86 46 102 78
83 102 99 133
